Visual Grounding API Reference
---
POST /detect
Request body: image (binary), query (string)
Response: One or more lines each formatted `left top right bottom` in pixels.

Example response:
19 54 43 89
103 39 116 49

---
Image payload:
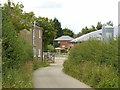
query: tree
77 25 97 37
96 22 102 30
81 26 89 34
47 44 54 52
53 18 63 38
62 28 74 37
2 2 33 69
75 32 83 37
2 2 36 33
36 17 56 51
91 25 96 31
81 28 86 34
106 21 113 26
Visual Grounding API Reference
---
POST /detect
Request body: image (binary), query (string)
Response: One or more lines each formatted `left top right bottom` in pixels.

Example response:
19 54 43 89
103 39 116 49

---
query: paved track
33 57 92 88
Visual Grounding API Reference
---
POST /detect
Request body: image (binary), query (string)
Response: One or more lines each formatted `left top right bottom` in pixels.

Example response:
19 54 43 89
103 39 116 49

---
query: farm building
71 26 119 43
20 24 43 61
54 35 74 49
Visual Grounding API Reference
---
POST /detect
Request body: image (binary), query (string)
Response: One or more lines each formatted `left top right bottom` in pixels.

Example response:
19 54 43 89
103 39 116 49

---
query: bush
2 61 33 88
63 39 118 88
2 18 33 69
47 44 54 52
33 60 49 70
2 3 49 88
2 14 33 88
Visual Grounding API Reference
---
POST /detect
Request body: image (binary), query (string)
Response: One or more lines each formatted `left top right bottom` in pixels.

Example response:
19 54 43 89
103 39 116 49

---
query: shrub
63 39 118 88
47 44 54 52
2 18 33 69
2 61 33 88
33 60 49 70
2 14 33 88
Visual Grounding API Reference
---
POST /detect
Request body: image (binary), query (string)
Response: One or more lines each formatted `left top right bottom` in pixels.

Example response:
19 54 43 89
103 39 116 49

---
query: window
33 48 36 57
38 49 41 57
39 30 41 38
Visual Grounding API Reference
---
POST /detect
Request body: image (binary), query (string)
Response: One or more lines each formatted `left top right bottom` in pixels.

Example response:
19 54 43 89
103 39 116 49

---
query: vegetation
36 17 75 50
47 44 55 52
2 1 117 88
2 2 49 88
3 61 33 88
0 39 1 89
36 17 56 51
0 4 2 89
2 2 33 88
63 39 119 88
53 18 63 38
33 60 49 70
62 28 74 37
76 22 101 37
96 22 102 30
76 21 113 38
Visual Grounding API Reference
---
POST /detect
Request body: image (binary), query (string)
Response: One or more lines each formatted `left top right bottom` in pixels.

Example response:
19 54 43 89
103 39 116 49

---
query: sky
1 0 119 34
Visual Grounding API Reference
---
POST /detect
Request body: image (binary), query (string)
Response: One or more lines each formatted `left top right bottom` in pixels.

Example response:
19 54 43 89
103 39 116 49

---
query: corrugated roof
71 26 118 42
54 35 74 41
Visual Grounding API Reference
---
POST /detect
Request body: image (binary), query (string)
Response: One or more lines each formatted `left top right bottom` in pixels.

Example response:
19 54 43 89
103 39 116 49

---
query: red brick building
54 35 74 49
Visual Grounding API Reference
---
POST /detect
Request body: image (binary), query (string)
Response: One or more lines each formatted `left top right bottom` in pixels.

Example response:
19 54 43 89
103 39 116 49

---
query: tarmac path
33 57 92 88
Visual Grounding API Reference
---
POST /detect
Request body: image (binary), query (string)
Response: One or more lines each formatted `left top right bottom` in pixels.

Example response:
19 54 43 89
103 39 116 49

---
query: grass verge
2 60 49 88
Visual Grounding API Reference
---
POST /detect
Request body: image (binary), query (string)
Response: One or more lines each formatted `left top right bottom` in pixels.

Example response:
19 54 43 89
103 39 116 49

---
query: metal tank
102 25 114 41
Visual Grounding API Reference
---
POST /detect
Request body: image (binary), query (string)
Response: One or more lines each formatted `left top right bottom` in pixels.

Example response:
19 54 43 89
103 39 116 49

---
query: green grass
0 40 1 89
2 61 33 88
63 60 118 88
63 39 119 88
2 60 49 88
33 60 49 70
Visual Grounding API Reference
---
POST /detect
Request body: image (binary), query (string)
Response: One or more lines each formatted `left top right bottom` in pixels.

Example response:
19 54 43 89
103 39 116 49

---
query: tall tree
91 25 96 31
2 2 35 33
36 17 56 51
53 18 63 38
2 2 33 69
96 22 102 30
81 26 89 34
62 28 74 37
106 21 113 26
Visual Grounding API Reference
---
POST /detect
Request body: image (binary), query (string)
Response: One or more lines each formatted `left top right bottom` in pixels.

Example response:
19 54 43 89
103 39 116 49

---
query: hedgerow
63 39 119 88
2 16 34 88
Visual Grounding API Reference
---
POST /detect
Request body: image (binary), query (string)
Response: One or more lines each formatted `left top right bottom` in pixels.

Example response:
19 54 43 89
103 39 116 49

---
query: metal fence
43 52 55 63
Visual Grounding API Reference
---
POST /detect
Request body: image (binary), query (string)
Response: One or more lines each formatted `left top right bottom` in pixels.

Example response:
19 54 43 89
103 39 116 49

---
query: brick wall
19 26 43 61
19 29 32 45
60 40 71 49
